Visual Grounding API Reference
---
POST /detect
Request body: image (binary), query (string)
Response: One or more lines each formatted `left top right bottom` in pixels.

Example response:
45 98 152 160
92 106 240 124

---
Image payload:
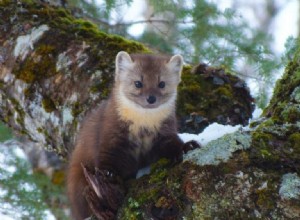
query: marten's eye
134 81 143 88
158 81 165 88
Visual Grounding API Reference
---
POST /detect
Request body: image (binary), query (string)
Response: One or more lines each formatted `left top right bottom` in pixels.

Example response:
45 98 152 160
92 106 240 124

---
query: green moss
37 127 43 133
14 45 58 83
177 65 253 132
89 78 112 98
280 104 300 123
251 131 278 160
255 181 277 212
264 54 300 118
119 184 159 220
288 133 300 148
0 0 13 7
256 188 270 207
71 102 83 117
214 84 233 98
250 47 300 173
149 166 168 184
250 117 300 171
42 97 56 113
150 158 170 173
220 151 250 174
261 118 275 127
286 133 300 161
119 159 188 219
6 0 149 91
90 84 101 93
177 72 207 116
24 86 33 98
2 108 13 124
51 170 65 185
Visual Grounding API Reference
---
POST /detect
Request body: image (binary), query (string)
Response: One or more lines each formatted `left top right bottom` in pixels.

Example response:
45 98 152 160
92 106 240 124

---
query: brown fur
67 52 185 219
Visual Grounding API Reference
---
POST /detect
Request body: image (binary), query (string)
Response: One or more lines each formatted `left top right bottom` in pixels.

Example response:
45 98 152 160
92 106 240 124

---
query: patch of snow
0 151 5 165
179 122 241 146
279 173 300 200
14 25 50 60
19 182 36 192
44 210 56 220
0 202 29 219
0 205 16 220
0 142 18 177
0 189 7 197
13 146 27 159
251 107 263 120
136 166 151 178
4 165 16 174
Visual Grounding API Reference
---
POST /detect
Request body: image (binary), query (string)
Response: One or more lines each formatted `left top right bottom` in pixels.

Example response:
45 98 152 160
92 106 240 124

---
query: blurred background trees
67 0 299 108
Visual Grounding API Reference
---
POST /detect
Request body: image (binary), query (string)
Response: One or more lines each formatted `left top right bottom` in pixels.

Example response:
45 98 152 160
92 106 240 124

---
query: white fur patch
116 88 176 153
116 89 175 130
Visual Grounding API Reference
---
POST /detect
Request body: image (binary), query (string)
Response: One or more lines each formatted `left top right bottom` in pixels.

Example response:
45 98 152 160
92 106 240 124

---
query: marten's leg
153 134 201 162
82 165 125 219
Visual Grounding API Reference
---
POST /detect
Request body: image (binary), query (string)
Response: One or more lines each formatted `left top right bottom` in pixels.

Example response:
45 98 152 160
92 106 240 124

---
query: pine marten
67 51 198 219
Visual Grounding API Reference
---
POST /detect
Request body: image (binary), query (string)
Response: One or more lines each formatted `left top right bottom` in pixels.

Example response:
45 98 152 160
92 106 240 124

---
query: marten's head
114 51 183 110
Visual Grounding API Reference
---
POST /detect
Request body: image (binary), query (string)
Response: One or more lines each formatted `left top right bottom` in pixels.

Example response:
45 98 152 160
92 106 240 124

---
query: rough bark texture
0 0 254 159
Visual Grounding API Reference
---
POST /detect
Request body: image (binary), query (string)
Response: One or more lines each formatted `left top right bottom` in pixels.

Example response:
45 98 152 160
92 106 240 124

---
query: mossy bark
0 0 253 159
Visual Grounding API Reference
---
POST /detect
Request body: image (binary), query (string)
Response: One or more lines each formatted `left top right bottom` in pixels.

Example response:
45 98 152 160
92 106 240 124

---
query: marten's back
67 101 110 219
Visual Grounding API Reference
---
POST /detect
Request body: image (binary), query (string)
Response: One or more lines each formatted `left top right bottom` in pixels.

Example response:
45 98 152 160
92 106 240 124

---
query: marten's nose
147 95 156 104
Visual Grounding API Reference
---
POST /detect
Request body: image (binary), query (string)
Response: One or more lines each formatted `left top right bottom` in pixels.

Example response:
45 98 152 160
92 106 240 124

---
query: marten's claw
182 140 201 154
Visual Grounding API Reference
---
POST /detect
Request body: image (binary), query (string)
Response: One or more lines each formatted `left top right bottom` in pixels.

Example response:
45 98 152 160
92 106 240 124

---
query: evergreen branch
81 16 194 28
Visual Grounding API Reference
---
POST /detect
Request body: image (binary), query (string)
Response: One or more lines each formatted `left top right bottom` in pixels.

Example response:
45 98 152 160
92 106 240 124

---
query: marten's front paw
82 164 125 219
182 140 201 154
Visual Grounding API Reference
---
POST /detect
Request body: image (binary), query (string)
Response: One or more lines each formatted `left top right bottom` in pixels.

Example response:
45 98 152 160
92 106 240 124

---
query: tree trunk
0 0 253 159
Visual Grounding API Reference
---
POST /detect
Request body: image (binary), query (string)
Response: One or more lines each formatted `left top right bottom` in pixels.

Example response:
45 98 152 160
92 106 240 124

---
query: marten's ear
167 54 183 76
115 51 133 75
